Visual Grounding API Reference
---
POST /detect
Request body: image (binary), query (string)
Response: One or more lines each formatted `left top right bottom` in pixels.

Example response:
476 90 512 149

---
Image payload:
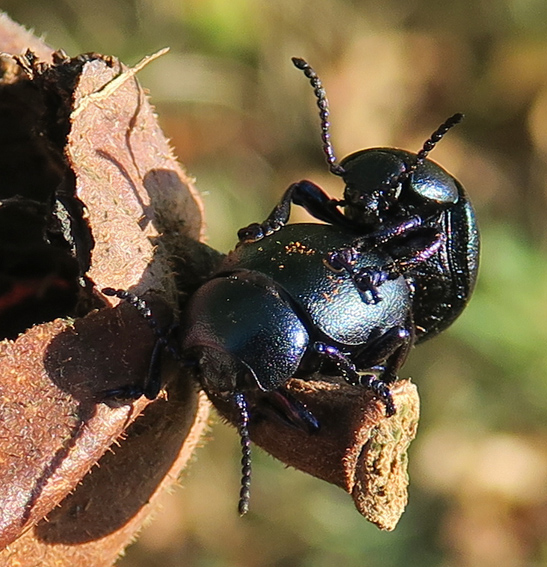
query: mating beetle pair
104 57 479 515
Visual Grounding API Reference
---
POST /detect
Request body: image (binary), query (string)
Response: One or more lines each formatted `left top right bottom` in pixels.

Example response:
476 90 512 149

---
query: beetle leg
327 224 445 301
255 389 320 433
357 215 446 260
237 180 348 243
324 247 393 304
99 288 179 401
362 215 426 244
357 323 414 384
385 232 445 272
313 342 396 416
355 214 446 270
353 231 445 298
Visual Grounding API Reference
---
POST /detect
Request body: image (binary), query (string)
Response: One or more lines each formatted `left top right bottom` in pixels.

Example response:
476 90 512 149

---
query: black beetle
238 57 480 343
103 223 414 514
184 223 413 411
102 56 479 515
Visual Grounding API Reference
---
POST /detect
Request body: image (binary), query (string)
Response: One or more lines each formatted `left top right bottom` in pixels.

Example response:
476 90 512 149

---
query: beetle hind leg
313 342 396 416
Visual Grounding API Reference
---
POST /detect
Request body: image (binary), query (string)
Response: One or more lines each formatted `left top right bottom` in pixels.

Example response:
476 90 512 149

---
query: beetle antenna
414 113 464 168
102 288 159 332
102 287 180 364
234 391 252 515
292 57 345 177
385 113 464 190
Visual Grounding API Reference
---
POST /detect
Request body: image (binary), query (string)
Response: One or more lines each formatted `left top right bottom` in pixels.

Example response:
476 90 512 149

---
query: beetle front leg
254 388 320 433
359 215 446 269
360 214 446 264
237 180 348 243
326 221 445 302
351 232 445 301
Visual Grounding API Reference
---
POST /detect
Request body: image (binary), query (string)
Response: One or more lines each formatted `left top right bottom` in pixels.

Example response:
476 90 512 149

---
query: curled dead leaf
0 13 210 566
212 376 419 530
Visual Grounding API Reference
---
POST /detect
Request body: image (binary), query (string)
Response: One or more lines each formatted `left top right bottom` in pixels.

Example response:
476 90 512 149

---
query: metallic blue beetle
103 57 479 515
105 222 415 514
239 58 480 344
184 223 413 415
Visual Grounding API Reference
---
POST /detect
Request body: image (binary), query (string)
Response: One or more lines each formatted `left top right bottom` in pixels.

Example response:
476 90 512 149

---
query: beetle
103 222 414 514
238 57 480 343
102 56 479 515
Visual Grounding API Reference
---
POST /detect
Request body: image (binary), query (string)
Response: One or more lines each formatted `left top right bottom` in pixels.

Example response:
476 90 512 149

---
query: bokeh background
4 1 547 565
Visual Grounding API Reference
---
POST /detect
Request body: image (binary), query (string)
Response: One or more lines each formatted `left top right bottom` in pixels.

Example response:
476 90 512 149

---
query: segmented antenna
101 287 181 399
102 288 158 333
385 113 464 190
415 113 463 168
292 57 345 176
234 391 252 515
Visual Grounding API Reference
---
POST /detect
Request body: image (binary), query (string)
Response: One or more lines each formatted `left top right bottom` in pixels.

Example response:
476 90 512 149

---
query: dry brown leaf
213 376 419 530
0 13 210 565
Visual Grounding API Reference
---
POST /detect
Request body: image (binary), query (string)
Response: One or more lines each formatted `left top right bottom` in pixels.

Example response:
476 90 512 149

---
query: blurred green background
4 1 547 565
